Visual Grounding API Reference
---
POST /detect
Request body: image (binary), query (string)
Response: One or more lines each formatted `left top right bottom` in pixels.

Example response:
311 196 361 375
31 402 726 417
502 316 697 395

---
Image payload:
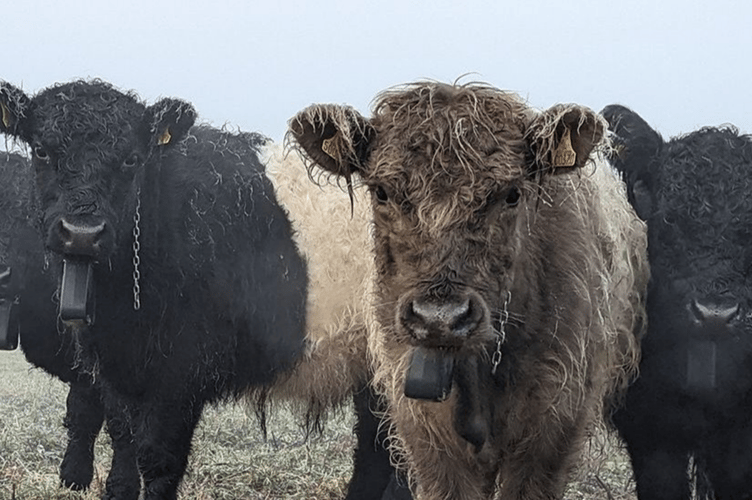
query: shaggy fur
0 151 123 491
0 78 404 500
289 81 648 500
262 143 374 412
605 104 752 500
0 79 309 500
263 143 410 499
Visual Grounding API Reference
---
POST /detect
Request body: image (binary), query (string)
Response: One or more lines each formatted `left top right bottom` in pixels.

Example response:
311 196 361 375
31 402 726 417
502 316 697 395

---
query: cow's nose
402 295 482 341
689 298 740 327
57 218 106 258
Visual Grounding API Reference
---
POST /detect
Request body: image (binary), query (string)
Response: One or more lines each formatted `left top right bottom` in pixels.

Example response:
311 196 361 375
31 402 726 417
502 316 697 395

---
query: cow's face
0 80 195 264
292 83 604 354
605 105 752 392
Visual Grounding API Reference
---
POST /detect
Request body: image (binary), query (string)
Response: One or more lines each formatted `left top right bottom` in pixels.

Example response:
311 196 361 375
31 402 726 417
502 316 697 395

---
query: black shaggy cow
605 104 752 499
0 151 128 491
0 79 407 500
0 152 35 352
0 80 309 500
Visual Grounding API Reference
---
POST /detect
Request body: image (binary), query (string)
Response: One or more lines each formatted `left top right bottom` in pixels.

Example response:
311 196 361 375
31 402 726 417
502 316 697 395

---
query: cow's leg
612 383 692 500
615 406 691 500
380 473 413 500
409 449 494 500
136 398 205 500
346 384 412 500
60 381 103 490
496 418 581 500
102 402 141 500
702 426 752 500
628 446 690 500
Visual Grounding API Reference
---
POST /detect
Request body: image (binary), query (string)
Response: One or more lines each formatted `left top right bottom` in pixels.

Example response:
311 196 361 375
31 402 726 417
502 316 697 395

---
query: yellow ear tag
1 103 11 129
553 128 577 167
157 127 172 146
321 132 340 161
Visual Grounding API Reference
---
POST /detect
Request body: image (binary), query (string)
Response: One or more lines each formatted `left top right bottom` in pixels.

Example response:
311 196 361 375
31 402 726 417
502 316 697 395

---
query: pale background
5 0 749 142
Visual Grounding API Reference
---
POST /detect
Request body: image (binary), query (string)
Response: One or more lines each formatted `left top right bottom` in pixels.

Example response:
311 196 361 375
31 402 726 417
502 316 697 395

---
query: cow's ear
287 104 374 181
526 104 606 177
144 98 197 148
601 104 663 219
0 81 32 141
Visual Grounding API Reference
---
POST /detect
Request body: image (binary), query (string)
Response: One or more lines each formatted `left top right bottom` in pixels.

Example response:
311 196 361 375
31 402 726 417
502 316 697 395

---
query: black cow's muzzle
685 296 742 391
56 219 107 258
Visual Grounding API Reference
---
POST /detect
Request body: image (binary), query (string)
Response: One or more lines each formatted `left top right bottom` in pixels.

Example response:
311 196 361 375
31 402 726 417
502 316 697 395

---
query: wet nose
57 218 106 257
402 296 481 341
690 298 740 327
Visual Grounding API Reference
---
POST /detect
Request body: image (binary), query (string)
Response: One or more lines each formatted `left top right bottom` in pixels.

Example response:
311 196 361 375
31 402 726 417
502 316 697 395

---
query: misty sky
5 0 750 143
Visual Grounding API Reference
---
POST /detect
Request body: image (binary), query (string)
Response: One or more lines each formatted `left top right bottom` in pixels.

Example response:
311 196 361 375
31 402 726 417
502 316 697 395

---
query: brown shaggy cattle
288 81 648 499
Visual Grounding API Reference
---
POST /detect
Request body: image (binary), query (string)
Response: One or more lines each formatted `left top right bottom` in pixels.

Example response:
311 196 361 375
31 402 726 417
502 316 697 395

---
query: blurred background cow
605 104 752 499
0 151 127 491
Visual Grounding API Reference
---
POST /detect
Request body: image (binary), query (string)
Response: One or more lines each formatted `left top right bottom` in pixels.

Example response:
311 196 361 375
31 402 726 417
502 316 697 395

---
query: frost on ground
0 349 636 499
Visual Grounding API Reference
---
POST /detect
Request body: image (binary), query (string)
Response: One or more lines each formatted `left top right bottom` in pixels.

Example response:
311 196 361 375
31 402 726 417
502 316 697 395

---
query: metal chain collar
491 291 511 375
132 189 141 311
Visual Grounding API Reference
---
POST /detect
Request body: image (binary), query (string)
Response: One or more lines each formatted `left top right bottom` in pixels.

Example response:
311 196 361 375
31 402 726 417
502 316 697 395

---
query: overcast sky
4 0 750 143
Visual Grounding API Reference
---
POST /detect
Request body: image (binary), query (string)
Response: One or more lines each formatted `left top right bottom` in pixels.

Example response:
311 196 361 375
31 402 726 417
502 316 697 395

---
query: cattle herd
0 78 749 500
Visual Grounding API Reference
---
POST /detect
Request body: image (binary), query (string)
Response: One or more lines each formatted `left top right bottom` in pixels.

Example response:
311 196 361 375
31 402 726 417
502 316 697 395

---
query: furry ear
144 98 197 148
0 81 31 141
526 104 606 177
287 104 374 181
601 104 663 181
601 104 663 219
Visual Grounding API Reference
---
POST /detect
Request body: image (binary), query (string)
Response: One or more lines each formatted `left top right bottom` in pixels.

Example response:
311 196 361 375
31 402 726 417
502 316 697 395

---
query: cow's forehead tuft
364 82 532 231
658 127 752 210
371 82 530 146
31 80 145 148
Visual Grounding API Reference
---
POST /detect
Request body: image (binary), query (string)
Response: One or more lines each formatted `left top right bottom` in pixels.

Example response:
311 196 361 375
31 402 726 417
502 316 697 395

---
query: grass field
0 348 637 500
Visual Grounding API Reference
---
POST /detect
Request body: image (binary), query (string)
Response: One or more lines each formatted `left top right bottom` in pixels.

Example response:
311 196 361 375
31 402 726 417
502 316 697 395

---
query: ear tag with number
553 128 577 167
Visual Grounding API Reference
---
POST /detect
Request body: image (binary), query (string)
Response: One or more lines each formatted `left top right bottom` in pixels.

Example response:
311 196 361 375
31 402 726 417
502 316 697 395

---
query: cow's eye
374 185 389 204
505 186 521 207
123 154 139 169
34 146 50 162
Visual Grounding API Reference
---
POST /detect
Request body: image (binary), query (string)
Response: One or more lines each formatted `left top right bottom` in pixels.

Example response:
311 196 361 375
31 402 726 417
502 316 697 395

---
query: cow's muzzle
688 297 740 329
685 296 742 391
54 218 107 258
399 292 486 347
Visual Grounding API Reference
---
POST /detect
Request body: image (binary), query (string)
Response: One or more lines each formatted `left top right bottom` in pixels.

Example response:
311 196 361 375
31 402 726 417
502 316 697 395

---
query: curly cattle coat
605 104 752 500
0 79 397 500
264 144 409 500
289 82 648 500
262 143 374 413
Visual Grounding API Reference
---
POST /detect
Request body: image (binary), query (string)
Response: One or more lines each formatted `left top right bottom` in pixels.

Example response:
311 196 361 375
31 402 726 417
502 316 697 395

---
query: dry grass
0 349 637 500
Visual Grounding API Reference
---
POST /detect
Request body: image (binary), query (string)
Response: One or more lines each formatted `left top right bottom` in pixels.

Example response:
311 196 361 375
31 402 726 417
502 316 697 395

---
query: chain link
491 291 511 375
132 189 141 311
